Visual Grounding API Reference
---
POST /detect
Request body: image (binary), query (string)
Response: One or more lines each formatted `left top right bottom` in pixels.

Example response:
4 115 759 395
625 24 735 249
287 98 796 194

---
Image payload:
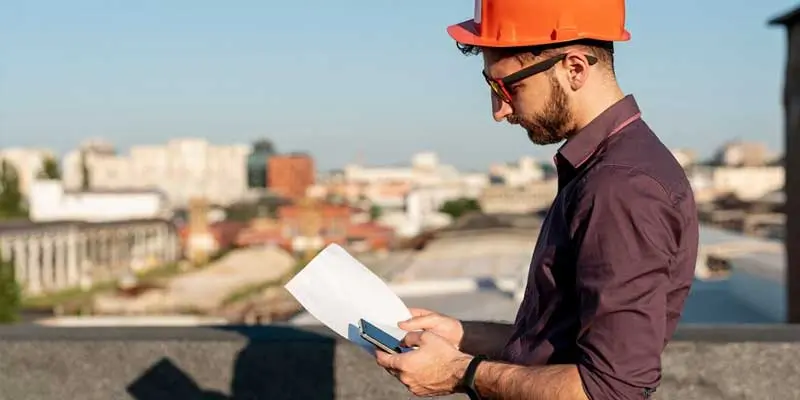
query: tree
0 160 27 219
369 204 382 221
37 156 61 180
0 252 20 324
439 197 481 219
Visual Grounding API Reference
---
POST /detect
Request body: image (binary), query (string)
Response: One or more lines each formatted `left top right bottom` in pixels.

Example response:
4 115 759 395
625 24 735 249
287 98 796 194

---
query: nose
491 94 513 122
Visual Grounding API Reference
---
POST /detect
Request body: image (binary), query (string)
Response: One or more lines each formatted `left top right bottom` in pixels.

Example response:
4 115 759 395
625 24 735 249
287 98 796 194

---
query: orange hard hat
447 0 631 48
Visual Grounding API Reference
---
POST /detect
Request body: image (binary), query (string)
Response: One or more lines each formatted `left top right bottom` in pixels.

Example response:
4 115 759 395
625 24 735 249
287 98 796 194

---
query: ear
562 51 592 91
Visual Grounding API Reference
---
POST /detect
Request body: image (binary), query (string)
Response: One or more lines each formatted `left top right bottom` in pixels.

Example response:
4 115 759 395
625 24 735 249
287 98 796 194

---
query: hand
398 308 464 349
376 330 473 397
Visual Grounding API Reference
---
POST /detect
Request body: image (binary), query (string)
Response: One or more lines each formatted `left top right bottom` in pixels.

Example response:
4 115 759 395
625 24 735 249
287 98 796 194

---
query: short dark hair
457 39 615 72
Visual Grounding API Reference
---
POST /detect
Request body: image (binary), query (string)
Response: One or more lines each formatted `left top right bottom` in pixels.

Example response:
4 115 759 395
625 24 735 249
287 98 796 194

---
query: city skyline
0 0 796 170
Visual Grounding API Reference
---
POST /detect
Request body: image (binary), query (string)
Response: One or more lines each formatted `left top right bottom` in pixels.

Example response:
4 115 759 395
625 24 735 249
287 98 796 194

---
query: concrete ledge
0 324 798 400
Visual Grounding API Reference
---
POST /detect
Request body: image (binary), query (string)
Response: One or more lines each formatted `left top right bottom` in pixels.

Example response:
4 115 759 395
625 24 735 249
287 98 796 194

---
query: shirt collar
557 94 641 169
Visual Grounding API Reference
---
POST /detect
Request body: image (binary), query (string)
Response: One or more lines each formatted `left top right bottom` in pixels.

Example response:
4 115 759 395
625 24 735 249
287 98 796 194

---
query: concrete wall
0 324 798 400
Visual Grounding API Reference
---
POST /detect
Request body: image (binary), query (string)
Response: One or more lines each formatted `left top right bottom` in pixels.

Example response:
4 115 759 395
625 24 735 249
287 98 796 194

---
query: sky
0 0 797 171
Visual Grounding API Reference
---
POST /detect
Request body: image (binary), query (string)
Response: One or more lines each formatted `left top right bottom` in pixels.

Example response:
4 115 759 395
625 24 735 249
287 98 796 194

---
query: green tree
0 252 20 324
0 160 27 220
369 204 382 221
439 197 481 219
80 151 91 191
37 156 61 180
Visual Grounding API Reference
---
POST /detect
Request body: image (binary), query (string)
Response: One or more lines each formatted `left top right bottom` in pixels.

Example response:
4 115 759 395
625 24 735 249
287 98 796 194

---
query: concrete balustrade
0 324 797 400
0 219 181 295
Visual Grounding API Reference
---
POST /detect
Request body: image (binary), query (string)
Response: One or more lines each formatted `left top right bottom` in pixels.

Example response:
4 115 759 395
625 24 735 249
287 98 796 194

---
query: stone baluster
41 236 54 290
13 238 27 286
54 234 67 289
67 230 79 287
26 236 42 295
158 225 168 261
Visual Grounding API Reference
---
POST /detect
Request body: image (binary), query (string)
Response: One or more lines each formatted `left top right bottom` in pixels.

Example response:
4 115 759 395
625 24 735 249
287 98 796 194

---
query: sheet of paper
284 243 412 352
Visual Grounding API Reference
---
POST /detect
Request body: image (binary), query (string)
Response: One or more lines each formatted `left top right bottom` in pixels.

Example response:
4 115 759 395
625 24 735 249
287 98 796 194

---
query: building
0 218 180 295
268 153 315 200
328 152 487 211
691 165 785 202
235 201 393 254
770 5 800 323
488 156 545 186
342 152 478 189
28 181 169 223
0 147 56 196
479 179 559 214
670 148 696 169
62 138 250 207
247 139 276 190
712 140 775 167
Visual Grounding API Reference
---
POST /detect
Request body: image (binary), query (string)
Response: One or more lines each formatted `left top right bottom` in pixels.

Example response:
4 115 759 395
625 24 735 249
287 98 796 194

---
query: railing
0 324 798 400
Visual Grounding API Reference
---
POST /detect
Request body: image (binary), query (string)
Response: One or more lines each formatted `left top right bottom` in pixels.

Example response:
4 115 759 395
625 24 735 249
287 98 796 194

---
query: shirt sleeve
569 166 681 400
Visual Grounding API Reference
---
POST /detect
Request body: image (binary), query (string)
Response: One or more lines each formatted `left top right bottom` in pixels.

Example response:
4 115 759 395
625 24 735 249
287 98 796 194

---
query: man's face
482 52 576 146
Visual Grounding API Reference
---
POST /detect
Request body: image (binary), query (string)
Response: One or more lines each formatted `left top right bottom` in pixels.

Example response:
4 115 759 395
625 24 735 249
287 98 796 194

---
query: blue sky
0 1 797 170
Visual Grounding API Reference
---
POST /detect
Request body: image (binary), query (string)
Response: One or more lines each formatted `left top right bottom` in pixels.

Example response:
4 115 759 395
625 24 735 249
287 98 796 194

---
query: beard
508 75 576 145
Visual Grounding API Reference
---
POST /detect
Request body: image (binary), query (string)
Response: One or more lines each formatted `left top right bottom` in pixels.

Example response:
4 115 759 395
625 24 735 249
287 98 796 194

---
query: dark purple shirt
500 95 698 399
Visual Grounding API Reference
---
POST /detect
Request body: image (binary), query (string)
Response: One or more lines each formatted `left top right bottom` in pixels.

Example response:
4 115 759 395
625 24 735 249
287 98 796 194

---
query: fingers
398 314 440 331
408 308 434 317
375 350 397 369
401 330 426 347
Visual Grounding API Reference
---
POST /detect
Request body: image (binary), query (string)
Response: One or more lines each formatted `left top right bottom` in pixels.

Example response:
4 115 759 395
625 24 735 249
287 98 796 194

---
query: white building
489 156 545 187
29 180 169 223
479 180 559 214
714 140 774 167
343 152 486 188
62 138 250 207
689 165 784 202
0 147 56 196
670 148 696 169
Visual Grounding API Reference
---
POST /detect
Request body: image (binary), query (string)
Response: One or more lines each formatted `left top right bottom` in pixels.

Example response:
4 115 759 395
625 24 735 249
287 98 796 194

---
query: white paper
284 243 412 352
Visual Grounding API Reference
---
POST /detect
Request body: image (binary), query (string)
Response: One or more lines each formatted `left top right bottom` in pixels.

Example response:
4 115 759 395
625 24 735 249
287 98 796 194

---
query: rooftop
0 324 798 399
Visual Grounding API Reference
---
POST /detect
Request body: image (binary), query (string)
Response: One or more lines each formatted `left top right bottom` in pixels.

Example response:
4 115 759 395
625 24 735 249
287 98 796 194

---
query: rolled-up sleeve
570 166 680 399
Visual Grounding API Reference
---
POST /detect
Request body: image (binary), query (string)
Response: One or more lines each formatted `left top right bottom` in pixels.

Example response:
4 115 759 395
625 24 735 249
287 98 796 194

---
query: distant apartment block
62 138 250 207
268 153 315 200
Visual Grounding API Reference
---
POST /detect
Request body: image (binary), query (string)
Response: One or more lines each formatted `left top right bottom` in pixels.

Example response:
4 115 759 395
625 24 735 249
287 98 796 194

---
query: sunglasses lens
489 81 510 103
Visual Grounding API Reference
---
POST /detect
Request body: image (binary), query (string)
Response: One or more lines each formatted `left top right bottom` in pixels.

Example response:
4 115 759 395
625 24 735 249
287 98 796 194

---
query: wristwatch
460 355 487 400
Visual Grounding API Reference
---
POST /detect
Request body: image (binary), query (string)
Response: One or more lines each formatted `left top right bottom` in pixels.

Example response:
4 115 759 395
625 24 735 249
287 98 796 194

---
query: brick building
267 153 315 200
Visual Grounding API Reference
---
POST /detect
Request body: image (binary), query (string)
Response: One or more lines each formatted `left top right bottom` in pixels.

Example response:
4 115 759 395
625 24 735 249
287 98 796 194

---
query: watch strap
461 355 487 400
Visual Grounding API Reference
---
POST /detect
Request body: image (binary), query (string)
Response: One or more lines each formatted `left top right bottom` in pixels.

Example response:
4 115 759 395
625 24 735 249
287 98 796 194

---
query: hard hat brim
447 19 632 48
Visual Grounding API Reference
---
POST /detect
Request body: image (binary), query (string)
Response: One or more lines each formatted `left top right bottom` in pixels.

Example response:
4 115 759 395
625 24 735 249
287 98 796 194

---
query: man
375 0 699 399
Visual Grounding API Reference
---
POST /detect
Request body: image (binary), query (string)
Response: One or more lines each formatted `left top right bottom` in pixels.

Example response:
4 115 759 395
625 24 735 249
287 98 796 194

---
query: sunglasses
482 53 598 104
